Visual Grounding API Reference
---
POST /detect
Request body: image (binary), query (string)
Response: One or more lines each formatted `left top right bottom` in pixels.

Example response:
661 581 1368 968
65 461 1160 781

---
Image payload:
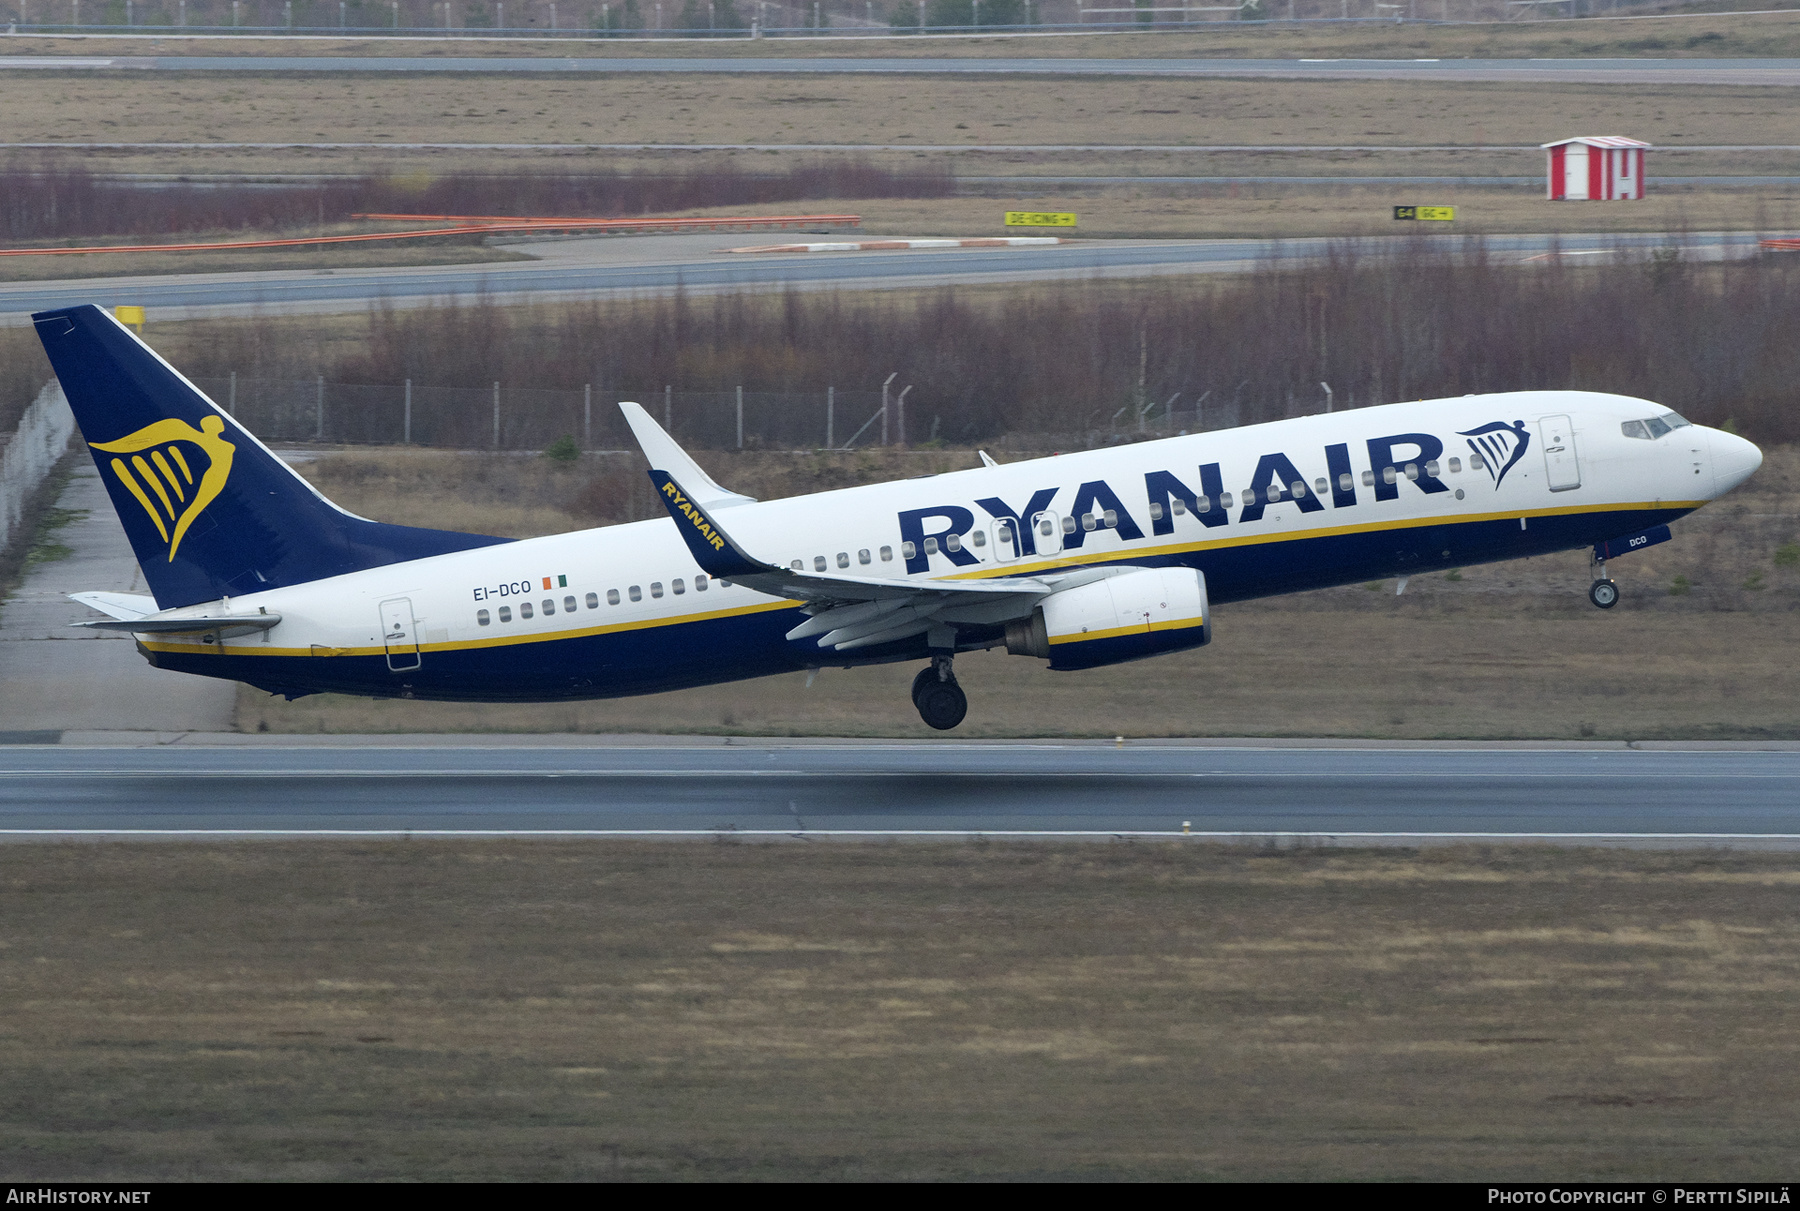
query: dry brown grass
9 74 1800 159
4 840 1798 1180
19 10 1800 58
239 443 1800 739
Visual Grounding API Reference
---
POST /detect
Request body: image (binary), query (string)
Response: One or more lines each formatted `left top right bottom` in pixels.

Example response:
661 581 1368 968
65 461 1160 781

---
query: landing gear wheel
910 666 938 708
916 679 968 731
1589 579 1620 609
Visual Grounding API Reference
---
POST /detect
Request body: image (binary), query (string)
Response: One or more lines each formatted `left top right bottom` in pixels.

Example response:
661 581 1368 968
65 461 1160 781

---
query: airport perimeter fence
186 376 1237 453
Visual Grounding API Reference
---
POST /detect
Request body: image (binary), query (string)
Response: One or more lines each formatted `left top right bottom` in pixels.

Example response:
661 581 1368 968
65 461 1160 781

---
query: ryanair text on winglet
663 481 728 551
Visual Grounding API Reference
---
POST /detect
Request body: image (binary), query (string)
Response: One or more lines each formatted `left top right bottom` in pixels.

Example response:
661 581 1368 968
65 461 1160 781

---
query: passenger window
1192 496 1207 513
541 599 554 615
672 579 685 595
1039 519 1054 536
718 580 732 588
901 541 915 560
945 533 962 552
836 551 850 567
564 595 577 612
1081 514 1096 531
1148 502 1165 521
1404 463 1420 481
628 586 642 602
695 575 708 591
1061 516 1076 535
477 609 491 626
1265 484 1282 501
1382 467 1398 485
790 560 804 571
1242 488 1257 507
607 589 620 605
1103 508 1118 527
923 537 939 555
1447 458 1462 473
650 582 664 598
1468 453 1485 471
814 556 827 572
498 606 512 622
1314 477 1329 496
520 602 534 619
1220 492 1234 509
858 549 871 565
1292 480 1307 498
1424 460 1439 478
971 530 985 548
881 546 893 562
1362 470 1375 487
1341 472 1356 492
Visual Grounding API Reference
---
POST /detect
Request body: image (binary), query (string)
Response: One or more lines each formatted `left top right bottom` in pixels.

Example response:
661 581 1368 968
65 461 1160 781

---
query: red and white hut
1542 136 1651 201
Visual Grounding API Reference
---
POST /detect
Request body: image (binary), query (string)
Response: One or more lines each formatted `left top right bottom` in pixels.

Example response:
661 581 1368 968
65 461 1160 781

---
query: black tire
910 666 938 708
916 680 968 731
1589 579 1620 609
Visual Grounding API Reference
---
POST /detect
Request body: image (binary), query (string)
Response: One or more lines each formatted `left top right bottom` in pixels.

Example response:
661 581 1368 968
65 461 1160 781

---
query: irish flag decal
542 574 567 590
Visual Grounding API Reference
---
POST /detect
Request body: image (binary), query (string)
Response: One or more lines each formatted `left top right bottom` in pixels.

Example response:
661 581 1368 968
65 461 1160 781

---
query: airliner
34 303 1763 730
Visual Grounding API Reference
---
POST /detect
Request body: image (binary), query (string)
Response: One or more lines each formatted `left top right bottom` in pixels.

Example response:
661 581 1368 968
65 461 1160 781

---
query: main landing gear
912 653 967 731
1589 555 1619 610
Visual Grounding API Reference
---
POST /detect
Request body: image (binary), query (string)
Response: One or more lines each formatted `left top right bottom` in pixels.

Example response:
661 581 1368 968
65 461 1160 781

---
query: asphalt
2 743 1797 841
9 55 1800 84
0 230 1769 322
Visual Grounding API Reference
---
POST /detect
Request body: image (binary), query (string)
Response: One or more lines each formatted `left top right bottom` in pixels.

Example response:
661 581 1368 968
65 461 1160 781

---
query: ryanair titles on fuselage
896 428 1485 574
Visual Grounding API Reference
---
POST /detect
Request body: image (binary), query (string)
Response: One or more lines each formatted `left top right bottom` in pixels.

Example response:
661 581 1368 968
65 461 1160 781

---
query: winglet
620 401 756 510
648 470 774 580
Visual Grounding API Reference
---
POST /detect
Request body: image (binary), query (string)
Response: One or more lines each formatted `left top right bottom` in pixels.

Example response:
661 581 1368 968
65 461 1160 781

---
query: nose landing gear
912 653 967 731
1589 555 1619 609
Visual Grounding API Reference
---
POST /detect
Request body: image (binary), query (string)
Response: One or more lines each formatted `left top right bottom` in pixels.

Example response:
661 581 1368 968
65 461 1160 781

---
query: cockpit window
1623 412 1693 441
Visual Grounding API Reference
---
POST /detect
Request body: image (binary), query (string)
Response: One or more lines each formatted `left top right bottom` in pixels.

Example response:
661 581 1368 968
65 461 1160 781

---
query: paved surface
0 462 237 734
0 744 1796 840
0 230 1768 323
9 55 1800 84
12 142 1800 152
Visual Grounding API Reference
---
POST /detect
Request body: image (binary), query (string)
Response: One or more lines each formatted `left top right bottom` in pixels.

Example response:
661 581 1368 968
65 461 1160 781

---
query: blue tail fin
34 304 510 609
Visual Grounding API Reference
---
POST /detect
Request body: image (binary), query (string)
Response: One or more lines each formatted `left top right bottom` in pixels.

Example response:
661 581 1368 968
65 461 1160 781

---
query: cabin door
380 597 422 672
1537 415 1582 492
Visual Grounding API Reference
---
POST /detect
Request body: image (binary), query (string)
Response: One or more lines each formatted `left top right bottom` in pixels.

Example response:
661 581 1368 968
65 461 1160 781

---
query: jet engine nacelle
1005 566 1210 671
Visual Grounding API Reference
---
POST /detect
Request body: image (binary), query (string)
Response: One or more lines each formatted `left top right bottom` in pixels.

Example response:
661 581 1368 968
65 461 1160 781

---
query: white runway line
4 829 1800 841
730 237 1066 254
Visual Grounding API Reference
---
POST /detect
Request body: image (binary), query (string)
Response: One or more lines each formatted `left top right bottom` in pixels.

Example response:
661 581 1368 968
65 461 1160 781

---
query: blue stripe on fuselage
152 504 1692 702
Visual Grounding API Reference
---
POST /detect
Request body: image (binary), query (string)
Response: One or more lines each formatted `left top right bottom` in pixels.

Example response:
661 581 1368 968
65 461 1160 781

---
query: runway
9 55 1800 84
3 744 1798 841
0 230 1768 322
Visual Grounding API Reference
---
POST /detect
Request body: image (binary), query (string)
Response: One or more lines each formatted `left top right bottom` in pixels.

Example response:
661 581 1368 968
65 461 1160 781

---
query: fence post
897 385 911 447
736 385 743 450
492 381 500 448
826 386 834 449
584 384 592 449
664 384 672 431
881 372 896 445
404 379 412 444
227 371 236 417
315 375 324 440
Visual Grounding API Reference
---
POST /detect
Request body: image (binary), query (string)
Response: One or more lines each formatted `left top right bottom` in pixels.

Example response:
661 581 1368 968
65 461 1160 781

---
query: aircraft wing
647 469 1050 652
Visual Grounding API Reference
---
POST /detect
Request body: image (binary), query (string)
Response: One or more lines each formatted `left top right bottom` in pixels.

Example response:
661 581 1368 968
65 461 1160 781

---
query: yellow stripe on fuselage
139 598 796 658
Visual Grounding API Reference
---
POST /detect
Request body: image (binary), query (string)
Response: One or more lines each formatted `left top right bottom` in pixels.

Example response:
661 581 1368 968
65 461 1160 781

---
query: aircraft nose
1708 428 1764 496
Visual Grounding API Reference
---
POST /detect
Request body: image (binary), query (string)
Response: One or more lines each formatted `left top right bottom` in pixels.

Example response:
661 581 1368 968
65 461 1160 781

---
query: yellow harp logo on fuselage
91 415 235 562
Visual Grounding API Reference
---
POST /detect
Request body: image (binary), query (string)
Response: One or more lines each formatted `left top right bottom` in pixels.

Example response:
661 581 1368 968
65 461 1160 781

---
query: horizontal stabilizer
68 591 159 621
75 612 281 638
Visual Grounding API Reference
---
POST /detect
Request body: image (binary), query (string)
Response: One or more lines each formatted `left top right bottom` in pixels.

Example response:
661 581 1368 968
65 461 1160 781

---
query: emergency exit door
380 598 422 671
1537 415 1582 492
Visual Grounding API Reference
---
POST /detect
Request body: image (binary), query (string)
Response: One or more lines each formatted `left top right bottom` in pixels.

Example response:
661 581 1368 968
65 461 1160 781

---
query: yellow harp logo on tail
91 415 236 562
